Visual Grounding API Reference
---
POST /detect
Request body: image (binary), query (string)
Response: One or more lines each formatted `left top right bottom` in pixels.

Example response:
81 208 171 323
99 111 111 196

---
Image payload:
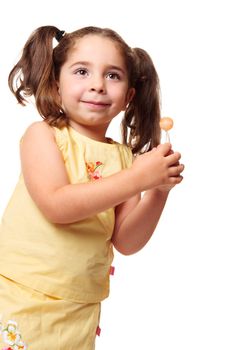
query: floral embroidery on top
86 161 103 180
0 320 27 350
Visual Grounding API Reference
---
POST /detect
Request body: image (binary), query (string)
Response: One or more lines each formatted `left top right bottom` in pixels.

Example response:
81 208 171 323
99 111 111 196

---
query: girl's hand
131 143 184 192
155 144 184 192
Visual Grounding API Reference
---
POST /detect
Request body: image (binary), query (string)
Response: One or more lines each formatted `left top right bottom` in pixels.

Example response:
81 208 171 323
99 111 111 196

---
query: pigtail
8 25 66 125
122 48 161 154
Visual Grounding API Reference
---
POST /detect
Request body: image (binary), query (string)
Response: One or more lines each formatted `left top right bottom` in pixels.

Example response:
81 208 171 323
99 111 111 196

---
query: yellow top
0 126 133 303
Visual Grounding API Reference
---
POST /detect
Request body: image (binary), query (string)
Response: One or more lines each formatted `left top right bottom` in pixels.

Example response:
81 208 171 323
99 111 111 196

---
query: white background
0 1 233 349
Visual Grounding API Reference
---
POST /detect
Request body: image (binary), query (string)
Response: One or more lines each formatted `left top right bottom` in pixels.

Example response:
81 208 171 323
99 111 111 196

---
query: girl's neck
68 120 109 143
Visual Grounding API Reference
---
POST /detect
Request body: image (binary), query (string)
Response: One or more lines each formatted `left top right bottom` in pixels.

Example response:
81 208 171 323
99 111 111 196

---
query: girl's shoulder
23 121 55 138
20 121 59 159
21 121 57 148
115 142 134 168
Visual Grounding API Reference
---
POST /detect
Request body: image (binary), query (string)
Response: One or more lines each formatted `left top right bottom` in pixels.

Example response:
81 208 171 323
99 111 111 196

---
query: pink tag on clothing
109 266 115 275
96 325 101 336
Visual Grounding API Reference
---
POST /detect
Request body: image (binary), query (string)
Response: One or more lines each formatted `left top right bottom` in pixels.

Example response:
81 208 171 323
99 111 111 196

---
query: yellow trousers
0 274 100 349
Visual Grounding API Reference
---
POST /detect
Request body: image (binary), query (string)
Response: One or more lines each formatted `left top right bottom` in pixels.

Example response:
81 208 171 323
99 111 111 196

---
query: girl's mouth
81 100 111 109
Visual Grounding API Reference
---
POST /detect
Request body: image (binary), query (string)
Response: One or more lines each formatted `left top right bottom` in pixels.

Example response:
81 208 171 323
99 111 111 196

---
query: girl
0 26 184 349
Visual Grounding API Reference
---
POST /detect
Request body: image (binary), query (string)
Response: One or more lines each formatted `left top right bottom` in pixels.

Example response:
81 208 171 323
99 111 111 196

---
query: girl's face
58 34 134 140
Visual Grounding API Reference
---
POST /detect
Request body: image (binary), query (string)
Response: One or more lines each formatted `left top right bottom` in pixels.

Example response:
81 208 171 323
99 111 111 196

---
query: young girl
0 25 184 349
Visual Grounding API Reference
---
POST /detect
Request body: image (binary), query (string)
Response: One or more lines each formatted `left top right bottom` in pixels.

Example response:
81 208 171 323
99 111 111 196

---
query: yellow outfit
0 126 133 349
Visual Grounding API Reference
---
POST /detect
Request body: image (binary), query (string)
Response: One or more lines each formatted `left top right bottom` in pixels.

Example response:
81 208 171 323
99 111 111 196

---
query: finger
169 175 184 185
157 144 175 156
156 143 172 155
168 164 185 177
166 152 181 165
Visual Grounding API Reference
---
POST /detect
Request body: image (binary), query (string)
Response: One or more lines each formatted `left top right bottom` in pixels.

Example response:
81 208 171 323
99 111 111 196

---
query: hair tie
139 75 147 82
55 30 65 42
135 75 147 86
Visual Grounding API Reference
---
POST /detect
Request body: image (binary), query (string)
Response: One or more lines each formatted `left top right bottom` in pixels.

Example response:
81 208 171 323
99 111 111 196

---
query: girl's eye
107 72 120 80
75 68 88 76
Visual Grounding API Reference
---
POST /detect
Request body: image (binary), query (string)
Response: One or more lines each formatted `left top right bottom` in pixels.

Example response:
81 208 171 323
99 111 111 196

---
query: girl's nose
89 76 105 93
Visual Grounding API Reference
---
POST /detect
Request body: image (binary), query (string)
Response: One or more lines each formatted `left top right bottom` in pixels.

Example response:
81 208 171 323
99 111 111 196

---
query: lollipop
159 117 174 143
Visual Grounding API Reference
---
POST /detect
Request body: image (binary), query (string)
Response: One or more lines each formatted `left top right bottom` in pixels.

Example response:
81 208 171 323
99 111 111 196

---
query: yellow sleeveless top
0 126 133 303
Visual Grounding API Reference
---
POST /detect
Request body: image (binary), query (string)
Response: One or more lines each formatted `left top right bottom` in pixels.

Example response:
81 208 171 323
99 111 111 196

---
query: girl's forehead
69 35 124 59
73 34 118 45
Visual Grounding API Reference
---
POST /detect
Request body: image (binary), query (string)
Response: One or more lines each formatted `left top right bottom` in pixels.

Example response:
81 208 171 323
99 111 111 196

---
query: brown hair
8 25 161 154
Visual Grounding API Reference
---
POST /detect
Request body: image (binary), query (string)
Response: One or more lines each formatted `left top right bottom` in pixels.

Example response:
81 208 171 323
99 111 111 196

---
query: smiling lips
81 100 111 108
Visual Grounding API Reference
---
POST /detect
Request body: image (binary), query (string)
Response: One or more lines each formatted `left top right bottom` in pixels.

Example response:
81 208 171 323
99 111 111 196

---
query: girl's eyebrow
69 61 126 74
69 61 90 69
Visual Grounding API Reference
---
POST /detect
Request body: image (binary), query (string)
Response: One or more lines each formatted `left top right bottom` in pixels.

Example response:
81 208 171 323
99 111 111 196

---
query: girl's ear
123 88 135 110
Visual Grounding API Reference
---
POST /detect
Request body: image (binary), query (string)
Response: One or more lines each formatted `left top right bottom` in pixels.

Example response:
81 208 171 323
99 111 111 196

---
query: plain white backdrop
0 0 233 349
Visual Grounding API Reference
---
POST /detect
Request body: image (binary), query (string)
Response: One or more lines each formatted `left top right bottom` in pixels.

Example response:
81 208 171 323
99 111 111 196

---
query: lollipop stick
166 131 170 143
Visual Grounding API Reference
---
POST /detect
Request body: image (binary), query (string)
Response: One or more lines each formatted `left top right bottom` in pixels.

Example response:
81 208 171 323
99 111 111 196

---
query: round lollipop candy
159 117 174 143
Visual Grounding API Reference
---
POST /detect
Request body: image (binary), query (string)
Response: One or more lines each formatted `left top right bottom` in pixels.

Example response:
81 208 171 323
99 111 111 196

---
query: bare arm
112 144 184 255
20 121 182 224
112 189 170 255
